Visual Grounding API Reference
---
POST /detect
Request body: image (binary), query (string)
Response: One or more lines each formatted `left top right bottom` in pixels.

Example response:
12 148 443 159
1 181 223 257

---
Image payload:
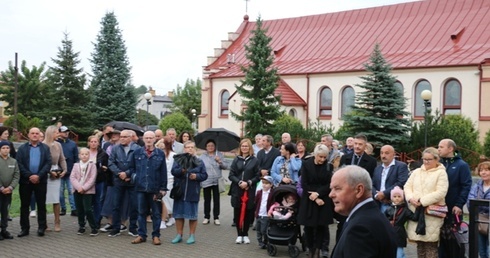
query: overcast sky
1 0 416 96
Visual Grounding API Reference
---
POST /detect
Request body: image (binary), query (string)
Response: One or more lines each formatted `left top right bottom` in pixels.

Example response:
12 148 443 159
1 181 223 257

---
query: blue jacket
440 153 472 211
108 142 140 186
16 142 52 184
57 138 79 175
131 147 168 193
467 180 490 214
270 156 301 186
171 157 207 202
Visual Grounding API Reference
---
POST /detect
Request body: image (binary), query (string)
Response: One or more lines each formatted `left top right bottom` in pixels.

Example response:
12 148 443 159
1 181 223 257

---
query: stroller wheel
288 245 300 258
267 244 277 256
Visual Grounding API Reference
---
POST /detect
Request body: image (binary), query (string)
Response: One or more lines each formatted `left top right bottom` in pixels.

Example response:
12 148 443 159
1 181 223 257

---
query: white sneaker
214 219 220 225
29 210 36 218
202 218 210 224
243 236 250 244
160 221 167 229
235 236 243 244
166 217 175 227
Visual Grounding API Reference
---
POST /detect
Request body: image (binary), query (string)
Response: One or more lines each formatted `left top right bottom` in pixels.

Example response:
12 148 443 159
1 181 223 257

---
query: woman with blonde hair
44 125 68 232
404 147 449 258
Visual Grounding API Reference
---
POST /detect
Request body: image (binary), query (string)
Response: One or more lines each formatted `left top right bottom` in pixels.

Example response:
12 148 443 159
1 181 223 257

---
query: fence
468 199 490 258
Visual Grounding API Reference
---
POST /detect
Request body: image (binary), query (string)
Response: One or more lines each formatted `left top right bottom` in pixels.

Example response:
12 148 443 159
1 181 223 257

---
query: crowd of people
0 126 488 258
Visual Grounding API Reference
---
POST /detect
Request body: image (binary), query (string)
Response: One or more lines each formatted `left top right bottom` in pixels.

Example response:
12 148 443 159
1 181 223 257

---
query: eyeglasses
422 158 435 162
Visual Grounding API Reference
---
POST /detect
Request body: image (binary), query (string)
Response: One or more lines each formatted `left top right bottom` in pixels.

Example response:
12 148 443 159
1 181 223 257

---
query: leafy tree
483 129 490 158
231 16 282 138
158 112 193 135
45 32 93 136
271 115 305 145
134 85 148 95
342 43 411 150
170 78 201 121
136 108 159 127
89 11 136 128
0 61 51 120
4 113 42 137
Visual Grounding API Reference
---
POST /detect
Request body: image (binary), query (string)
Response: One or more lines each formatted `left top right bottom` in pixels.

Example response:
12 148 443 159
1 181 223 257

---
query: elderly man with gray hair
329 165 397 258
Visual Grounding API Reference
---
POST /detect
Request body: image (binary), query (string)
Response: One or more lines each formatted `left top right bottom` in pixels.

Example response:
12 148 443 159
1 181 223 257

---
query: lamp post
143 92 152 130
421 90 432 149
191 109 197 134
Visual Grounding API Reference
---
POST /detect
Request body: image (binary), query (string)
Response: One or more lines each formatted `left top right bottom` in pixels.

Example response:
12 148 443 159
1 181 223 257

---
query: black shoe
90 229 99 236
128 228 138 237
37 228 45 237
0 234 4 240
2 231 14 239
60 209 66 216
77 228 86 235
71 210 77 216
17 230 29 237
7 217 12 221
108 229 120 237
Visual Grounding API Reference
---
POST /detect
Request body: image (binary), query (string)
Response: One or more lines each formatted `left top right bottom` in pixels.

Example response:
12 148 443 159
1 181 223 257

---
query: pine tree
89 12 136 128
232 16 282 138
343 43 411 150
46 32 93 135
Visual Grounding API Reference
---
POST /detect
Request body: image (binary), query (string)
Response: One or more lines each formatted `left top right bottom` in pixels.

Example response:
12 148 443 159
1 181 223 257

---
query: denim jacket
108 142 140 186
270 156 302 186
131 147 168 193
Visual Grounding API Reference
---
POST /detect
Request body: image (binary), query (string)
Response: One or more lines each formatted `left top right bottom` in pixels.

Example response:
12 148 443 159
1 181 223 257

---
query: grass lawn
9 190 54 218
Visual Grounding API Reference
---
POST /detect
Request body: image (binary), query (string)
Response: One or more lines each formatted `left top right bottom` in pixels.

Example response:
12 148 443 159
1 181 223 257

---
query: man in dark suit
16 127 52 237
256 135 280 177
372 145 409 213
329 165 397 258
339 134 377 178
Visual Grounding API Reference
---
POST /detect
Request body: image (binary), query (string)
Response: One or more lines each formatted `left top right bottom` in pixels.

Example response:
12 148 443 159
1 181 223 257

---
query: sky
1 0 417 96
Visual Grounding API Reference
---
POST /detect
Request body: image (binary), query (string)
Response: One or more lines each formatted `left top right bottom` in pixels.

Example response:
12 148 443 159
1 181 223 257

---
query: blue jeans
479 232 489 258
93 181 106 225
396 247 406 258
136 191 162 240
112 184 137 232
60 177 76 211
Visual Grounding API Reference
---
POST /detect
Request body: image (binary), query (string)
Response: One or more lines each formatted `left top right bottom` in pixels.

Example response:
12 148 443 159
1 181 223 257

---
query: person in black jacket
16 127 52 237
384 186 416 258
87 135 109 228
256 135 281 177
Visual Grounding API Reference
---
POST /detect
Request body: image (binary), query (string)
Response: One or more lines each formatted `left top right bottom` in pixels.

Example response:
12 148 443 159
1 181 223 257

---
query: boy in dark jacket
254 176 274 249
384 186 416 258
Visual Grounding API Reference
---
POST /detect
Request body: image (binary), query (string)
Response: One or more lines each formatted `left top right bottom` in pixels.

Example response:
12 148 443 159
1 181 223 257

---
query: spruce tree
46 32 92 135
232 16 282 138
343 43 411 150
89 12 136 127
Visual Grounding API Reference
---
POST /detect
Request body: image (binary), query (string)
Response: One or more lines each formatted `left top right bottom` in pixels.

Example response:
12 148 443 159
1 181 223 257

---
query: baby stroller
266 184 303 258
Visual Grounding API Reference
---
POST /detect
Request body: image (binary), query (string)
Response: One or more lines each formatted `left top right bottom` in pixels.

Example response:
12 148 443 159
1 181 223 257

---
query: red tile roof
205 0 490 78
228 78 306 106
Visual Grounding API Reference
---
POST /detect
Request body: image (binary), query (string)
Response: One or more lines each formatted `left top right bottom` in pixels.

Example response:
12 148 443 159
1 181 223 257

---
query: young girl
268 193 297 220
70 148 98 236
384 186 416 258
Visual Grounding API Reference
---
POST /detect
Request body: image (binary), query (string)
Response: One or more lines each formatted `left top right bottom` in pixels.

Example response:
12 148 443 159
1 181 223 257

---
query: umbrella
106 121 145 136
239 190 248 231
194 128 240 152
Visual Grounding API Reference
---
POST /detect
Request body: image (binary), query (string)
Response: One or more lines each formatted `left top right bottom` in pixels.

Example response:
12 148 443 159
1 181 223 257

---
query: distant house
199 0 490 141
136 87 173 121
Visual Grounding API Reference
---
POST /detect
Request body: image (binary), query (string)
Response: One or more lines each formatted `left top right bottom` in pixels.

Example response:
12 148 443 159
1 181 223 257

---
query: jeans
203 185 220 219
93 181 106 225
60 177 76 211
19 183 47 231
136 191 161 239
396 247 406 258
74 192 96 230
0 192 12 231
112 184 137 232
255 216 269 244
479 232 489 258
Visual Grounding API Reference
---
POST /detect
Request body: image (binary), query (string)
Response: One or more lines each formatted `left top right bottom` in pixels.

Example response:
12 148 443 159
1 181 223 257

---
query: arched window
394 81 404 95
319 87 332 118
443 79 461 114
341 86 355 118
288 108 296 117
220 90 229 116
414 80 431 117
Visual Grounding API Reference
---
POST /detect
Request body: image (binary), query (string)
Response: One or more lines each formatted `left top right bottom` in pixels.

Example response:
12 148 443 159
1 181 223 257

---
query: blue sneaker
186 234 195 244
171 234 182 244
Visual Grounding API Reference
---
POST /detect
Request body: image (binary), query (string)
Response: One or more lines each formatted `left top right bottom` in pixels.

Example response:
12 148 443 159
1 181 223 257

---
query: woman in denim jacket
271 142 302 186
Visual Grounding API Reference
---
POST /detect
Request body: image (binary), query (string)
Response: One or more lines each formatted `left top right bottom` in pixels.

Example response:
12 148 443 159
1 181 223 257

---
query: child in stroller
266 185 303 258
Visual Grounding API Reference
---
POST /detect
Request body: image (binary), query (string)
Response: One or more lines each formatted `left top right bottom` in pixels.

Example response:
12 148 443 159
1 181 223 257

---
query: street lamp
144 92 152 130
191 109 197 133
421 90 432 149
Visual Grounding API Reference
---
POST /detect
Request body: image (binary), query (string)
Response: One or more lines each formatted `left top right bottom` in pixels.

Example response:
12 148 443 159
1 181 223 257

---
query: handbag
218 177 226 193
453 215 469 245
170 180 183 200
425 204 448 218
478 213 489 236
